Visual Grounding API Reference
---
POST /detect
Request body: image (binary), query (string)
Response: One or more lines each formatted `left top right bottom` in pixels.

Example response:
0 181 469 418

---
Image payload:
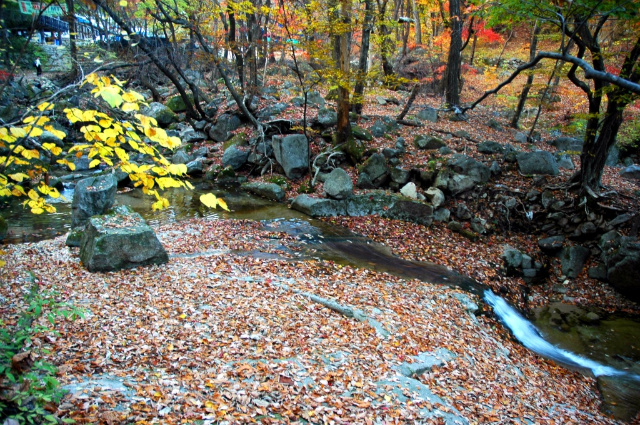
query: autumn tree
442 0 463 106
468 0 640 202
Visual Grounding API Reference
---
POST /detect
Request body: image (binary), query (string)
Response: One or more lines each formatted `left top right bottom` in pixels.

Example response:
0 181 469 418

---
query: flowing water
2 184 640 420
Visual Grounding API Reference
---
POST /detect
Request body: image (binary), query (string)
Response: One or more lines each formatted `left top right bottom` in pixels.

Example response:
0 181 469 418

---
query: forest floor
3 40 640 423
0 218 635 424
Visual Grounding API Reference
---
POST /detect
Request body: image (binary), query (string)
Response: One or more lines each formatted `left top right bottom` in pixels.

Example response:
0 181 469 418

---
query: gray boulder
357 153 389 188
70 174 118 229
172 149 192 165
620 164 640 181
548 137 582 153
502 245 523 275
352 126 373 142
141 102 178 127
434 170 476 195
516 151 559 175
414 135 446 150
241 182 285 202
272 134 309 179
382 200 433 227
561 245 590 278
291 194 346 216
399 182 418 199
538 235 565 255
317 108 337 127
390 167 410 185
323 168 353 200
601 234 640 302
477 141 504 155
186 157 206 175
79 206 168 272
209 114 242 143
222 145 249 170
448 154 490 183
425 187 445 208
417 107 438 123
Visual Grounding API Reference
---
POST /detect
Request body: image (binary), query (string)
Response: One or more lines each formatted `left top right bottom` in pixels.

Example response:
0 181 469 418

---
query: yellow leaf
8 173 29 182
217 198 229 211
168 163 187 175
119 0 127 5
179 313 186 319
42 143 62 156
121 102 139 112
37 102 54 111
44 126 66 140
10 127 26 138
89 159 101 168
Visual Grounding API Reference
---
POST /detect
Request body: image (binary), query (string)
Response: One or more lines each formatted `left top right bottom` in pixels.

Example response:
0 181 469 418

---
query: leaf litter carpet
0 218 626 424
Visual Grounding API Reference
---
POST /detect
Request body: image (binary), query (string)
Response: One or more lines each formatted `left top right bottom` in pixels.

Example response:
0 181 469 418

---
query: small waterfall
484 290 638 378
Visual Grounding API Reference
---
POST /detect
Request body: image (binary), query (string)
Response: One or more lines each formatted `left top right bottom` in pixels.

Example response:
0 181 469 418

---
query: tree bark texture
443 0 461 106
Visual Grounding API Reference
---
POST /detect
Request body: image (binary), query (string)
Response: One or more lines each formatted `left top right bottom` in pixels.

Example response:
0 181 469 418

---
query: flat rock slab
80 205 168 272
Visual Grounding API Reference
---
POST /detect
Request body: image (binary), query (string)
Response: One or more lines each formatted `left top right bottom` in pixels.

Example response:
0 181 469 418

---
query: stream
2 184 640 421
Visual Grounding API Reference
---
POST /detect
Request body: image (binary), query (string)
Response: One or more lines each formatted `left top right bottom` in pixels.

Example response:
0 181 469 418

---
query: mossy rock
343 136 366 164
352 126 373 142
166 94 194 113
223 132 249 151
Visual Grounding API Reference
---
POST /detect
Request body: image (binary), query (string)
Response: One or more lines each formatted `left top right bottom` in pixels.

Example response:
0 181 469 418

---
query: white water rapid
484 290 640 379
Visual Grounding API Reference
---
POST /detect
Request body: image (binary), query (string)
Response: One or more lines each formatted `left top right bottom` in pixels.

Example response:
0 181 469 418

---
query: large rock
316 108 337 127
560 245 590 279
292 191 433 226
209 113 242 143
548 137 583 153
448 154 491 183
382 200 433 226
291 194 346 217
417 107 438 123
272 134 309 179
601 234 640 302
516 151 559 175
323 168 353 200
620 164 640 181
414 135 446 150
477 141 504 155
166 94 194 113
79 206 168 272
222 145 249 170
241 182 285 202
70 174 118 229
142 102 178 127
425 187 445 208
357 153 388 188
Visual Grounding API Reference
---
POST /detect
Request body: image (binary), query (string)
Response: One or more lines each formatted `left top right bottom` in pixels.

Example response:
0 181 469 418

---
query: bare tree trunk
65 0 79 79
352 0 373 115
469 34 477 65
335 0 352 144
443 0 461 106
511 21 540 129
410 0 421 45
376 0 395 80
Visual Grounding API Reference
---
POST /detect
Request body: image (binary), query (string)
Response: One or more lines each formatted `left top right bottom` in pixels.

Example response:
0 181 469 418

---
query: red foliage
0 70 13 82
463 21 503 44
605 64 621 76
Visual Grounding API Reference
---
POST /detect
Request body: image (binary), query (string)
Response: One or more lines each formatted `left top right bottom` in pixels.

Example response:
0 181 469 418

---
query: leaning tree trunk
579 96 625 196
511 21 540 129
442 0 461 106
352 0 373 115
